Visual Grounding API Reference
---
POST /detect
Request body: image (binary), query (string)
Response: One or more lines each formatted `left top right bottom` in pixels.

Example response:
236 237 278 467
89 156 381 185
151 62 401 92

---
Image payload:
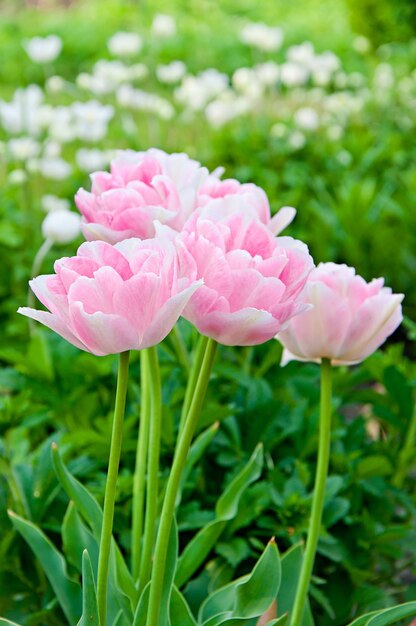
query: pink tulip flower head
276 262 404 365
75 148 210 243
177 202 314 345
198 175 297 235
18 234 202 356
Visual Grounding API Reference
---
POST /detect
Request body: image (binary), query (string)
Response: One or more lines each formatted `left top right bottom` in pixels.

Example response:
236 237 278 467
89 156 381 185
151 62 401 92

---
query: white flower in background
239 22 283 52
294 107 319 131
75 148 113 172
8 137 40 161
47 106 75 143
8 169 27 184
205 91 250 128
232 67 254 92
116 85 174 119
348 72 365 88
334 71 348 89
41 209 81 244
374 63 394 90
151 14 176 38
287 42 315 65
128 63 149 80
41 194 71 213
38 157 72 179
46 75 65 93
280 62 309 87
71 100 114 142
270 122 287 138
353 36 370 54
156 61 186 84
175 69 228 112
0 85 45 135
107 31 142 56
23 35 62 63
254 61 280 86
288 130 306 150
26 158 39 173
43 140 62 158
326 124 343 141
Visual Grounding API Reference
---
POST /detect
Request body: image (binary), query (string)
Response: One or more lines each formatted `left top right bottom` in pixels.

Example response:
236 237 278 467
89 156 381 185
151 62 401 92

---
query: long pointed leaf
8 510 81 624
176 445 263 587
77 550 99 626
347 602 416 626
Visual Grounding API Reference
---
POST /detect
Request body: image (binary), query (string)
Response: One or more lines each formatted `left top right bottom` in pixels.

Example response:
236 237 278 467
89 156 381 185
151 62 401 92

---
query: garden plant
0 1 415 626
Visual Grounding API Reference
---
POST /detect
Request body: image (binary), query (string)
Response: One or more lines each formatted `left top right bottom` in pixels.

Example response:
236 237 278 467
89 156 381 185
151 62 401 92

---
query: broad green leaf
200 539 280 624
77 550 99 626
0 620 24 625
177 422 220 505
9 510 81 624
277 543 314 626
52 444 137 614
159 518 179 626
132 582 150 626
347 601 416 626
266 617 288 626
176 445 263 587
62 501 99 572
170 586 198 626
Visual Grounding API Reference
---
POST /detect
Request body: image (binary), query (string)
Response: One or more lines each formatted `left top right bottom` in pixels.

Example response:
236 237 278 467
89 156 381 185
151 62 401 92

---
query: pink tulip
177 204 314 346
277 262 404 365
75 149 210 243
18 236 201 356
198 176 296 235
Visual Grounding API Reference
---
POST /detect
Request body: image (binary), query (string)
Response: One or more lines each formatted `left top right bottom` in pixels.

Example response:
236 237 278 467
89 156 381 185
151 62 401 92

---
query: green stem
145 338 217 626
138 346 162 594
97 351 130 626
392 405 416 488
132 349 151 582
290 358 332 626
178 335 209 438
170 324 191 373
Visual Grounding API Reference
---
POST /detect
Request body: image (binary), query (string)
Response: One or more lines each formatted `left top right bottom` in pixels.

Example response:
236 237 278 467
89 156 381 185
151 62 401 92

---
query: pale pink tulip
277 263 404 365
75 149 210 243
177 205 314 346
198 175 296 235
18 236 201 356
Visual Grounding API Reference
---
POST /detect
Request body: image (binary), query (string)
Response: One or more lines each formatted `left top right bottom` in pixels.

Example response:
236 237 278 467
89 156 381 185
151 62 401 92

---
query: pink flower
276 263 404 365
177 205 314 346
18 236 201 356
198 176 296 235
75 149 210 243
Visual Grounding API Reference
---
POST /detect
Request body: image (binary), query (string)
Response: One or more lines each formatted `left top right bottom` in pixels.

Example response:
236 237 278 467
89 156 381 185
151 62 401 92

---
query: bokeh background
0 1 415 624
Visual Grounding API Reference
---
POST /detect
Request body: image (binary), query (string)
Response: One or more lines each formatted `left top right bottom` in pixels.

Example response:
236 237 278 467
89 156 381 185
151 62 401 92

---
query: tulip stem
138 346 162 594
132 349 151 582
290 358 332 626
178 334 209 438
27 238 53 334
170 324 191 373
97 350 130 626
145 337 217 626
393 405 416 488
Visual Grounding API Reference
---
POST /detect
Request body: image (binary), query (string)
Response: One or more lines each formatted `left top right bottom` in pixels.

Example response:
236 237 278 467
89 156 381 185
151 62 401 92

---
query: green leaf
8 510 81 624
234 539 281 618
178 422 220 505
277 543 314 626
200 538 281 623
170 586 198 626
159 518 179 626
346 601 416 626
77 550 99 626
176 445 263 587
132 583 150 626
356 456 393 479
266 617 288 626
0 620 24 625
52 444 137 615
62 501 99 573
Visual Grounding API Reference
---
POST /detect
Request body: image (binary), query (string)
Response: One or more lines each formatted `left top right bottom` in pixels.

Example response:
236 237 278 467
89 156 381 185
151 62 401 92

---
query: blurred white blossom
75 148 113 172
41 194 71 213
42 209 81 244
294 107 319 131
175 69 228 112
71 100 114 142
8 137 40 161
239 22 283 52
38 157 72 180
156 61 186 84
23 35 62 63
107 32 142 56
151 14 177 38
